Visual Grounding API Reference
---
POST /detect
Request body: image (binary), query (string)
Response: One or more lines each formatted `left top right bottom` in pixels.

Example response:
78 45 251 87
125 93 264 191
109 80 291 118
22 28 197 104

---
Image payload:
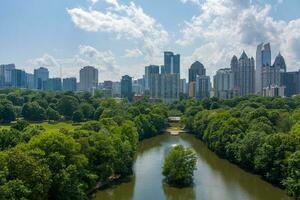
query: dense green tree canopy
162 145 197 187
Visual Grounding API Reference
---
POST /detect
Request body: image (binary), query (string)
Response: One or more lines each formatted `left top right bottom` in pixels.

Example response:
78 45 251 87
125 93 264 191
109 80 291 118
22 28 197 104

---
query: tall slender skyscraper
238 51 255 96
230 55 239 92
121 75 133 101
256 43 271 95
79 66 98 92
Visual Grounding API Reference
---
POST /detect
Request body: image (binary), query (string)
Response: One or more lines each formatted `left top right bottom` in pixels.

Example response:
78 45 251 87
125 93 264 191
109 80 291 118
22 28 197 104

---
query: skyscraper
0 64 15 88
161 73 180 103
230 55 239 92
163 51 180 74
238 51 255 96
145 65 159 91
26 73 34 89
188 61 206 98
213 68 234 99
179 79 188 95
11 69 26 88
34 67 49 90
196 75 210 100
79 66 98 92
63 77 77 92
256 43 271 94
121 75 133 101
188 61 206 83
280 71 300 97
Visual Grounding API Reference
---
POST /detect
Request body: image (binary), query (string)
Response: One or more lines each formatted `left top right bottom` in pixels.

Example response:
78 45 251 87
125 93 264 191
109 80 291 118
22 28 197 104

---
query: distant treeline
0 89 168 199
170 96 300 199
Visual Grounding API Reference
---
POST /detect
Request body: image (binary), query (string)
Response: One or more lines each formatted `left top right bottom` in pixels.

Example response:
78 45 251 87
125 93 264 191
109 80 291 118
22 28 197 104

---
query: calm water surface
94 133 293 200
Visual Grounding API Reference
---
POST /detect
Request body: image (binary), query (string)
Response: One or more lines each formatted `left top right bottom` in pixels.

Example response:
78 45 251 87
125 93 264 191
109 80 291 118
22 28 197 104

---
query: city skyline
1 0 300 81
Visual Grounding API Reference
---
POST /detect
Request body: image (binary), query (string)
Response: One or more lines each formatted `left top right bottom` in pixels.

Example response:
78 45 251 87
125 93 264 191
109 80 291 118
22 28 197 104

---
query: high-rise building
213 68 234 99
121 75 133 101
230 55 239 92
43 78 62 91
238 51 255 96
162 51 180 74
133 79 144 96
0 64 15 88
26 73 34 89
161 73 180 104
196 75 211 100
256 43 271 94
145 65 159 90
179 79 188 94
79 66 98 92
112 82 121 97
11 69 26 88
188 61 206 82
280 71 300 97
34 67 49 90
188 82 196 98
63 77 77 92
149 74 162 99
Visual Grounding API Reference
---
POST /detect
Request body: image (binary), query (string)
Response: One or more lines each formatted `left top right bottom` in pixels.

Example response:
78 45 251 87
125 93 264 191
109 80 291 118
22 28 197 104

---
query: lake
94 133 293 200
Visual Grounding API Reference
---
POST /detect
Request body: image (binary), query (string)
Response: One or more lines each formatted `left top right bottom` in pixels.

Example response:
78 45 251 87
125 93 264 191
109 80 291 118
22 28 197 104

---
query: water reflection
163 183 196 200
94 133 293 200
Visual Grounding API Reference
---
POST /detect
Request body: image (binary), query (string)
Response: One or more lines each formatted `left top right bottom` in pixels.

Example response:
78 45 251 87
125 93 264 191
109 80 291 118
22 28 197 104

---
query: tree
73 110 84 123
283 151 300 199
27 132 88 200
162 145 197 186
46 107 60 121
0 101 16 123
21 102 46 121
79 103 95 120
11 120 29 131
0 149 51 200
57 95 79 119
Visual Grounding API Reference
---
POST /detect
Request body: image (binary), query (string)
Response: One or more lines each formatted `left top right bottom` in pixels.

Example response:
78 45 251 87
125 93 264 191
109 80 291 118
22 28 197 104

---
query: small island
162 145 197 187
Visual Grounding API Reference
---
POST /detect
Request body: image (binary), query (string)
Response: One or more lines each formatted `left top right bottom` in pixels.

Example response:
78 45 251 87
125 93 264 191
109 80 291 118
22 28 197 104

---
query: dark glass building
281 71 300 97
163 51 180 74
188 61 206 83
121 75 133 101
11 69 26 88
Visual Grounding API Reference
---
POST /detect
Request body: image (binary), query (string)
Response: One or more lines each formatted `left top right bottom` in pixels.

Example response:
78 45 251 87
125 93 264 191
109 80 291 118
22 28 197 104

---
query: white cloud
124 48 143 58
27 45 121 80
29 54 59 68
177 0 300 75
67 1 169 62
180 0 201 6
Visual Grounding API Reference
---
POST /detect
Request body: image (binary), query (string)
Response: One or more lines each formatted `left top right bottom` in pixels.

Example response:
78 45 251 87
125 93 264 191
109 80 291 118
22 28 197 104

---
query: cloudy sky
1 0 300 81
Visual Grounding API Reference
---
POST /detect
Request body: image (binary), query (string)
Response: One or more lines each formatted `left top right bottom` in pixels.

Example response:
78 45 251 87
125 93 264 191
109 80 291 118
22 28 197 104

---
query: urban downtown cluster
0 42 298 103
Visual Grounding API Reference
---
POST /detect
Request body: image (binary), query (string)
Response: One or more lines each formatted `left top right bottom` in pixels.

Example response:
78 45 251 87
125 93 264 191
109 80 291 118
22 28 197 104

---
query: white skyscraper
79 66 98 92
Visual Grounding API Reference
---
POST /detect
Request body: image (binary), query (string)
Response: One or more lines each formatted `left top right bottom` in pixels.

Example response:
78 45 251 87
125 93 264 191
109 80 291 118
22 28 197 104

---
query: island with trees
163 145 197 187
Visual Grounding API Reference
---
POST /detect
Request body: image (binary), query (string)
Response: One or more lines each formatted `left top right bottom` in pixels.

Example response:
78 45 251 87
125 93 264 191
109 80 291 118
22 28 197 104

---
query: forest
0 89 168 200
170 96 300 199
0 89 299 199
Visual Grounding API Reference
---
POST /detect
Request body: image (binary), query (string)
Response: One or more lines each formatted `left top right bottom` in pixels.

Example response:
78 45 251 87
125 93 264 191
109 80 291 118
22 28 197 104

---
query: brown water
94 133 293 200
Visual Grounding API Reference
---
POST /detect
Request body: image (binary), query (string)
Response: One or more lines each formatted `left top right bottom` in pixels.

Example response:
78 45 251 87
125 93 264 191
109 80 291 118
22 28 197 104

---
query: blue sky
1 0 300 81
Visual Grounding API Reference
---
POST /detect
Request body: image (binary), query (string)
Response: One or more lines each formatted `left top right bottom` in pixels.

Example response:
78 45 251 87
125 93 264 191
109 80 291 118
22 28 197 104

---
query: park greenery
0 89 168 200
162 145 197 187
0 88 299 199
169 96 300 199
